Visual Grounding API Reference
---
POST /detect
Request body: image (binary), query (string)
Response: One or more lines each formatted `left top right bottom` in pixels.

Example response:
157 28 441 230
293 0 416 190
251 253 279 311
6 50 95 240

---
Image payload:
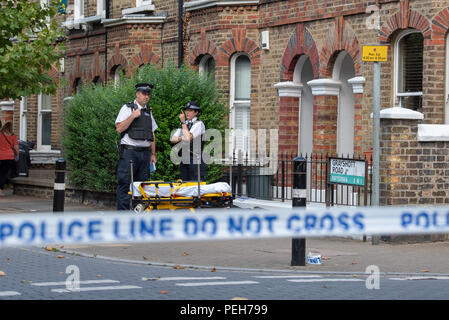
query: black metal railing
220 151 372 207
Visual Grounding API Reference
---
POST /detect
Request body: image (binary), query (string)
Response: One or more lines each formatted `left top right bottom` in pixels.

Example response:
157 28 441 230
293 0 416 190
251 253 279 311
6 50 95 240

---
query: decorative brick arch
90 51 104 83
280 23 319 81
217 28 261 67
77 51 104 85
431 7 449 42
189 29 218 66
107 44 128 78
129 43 161 74
320 16 362 78
48 65 59 81
379 0 431 43
69 55 81 93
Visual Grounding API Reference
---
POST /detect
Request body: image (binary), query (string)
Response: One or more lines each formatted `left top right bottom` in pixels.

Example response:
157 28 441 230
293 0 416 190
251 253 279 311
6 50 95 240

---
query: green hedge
63 63 228 193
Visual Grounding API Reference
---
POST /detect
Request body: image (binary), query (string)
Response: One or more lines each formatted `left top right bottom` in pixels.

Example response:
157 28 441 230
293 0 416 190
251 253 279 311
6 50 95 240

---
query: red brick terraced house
2 0 449 208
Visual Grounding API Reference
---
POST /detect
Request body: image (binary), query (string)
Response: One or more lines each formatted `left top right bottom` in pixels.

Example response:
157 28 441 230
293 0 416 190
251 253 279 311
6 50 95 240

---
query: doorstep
11 168 55 188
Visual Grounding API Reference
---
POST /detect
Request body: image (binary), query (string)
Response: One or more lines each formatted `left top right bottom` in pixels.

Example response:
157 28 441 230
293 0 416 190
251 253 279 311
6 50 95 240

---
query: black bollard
53 158 66 213
291 156 307 266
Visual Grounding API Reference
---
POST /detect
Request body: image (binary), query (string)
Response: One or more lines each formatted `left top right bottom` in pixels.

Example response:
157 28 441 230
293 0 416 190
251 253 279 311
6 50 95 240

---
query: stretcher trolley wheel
133 203 148 213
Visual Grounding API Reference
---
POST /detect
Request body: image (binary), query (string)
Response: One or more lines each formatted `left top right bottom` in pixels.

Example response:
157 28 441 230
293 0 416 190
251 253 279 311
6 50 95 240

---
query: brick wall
18 0 448 158
313 95 337 155
278 96 299 154
14 184 116 208
379 116 449 242
380 118 449 206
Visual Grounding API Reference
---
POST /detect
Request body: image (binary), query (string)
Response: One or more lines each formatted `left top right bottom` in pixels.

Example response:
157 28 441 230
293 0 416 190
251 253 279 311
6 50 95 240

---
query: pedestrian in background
115 83 158 210
0 122 19 196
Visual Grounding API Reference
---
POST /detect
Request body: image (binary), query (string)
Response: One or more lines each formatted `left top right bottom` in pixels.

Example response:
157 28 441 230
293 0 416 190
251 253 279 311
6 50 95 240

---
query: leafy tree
63 63 228 193
0 0 65 100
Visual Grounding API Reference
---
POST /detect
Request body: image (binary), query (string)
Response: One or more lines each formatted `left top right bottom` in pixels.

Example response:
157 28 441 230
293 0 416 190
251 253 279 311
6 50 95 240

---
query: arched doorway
293 55 314 156
333 51 355 157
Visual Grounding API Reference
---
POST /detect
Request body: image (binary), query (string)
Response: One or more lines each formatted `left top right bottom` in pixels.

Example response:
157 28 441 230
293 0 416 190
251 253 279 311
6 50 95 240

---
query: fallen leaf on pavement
56 255 65 259
142 256 148 260
350 262 357 265
211 267 216 272
182 252 190 256
142 277 160 281
44 246 54 251
322 256 331 260
173 265 184 269
421 269 430 273
0 270 6 276
159 290 169 294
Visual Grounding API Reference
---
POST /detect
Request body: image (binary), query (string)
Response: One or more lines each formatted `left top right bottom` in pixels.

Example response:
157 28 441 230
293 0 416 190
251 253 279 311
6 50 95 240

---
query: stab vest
179 119 205 163
122 102 154 141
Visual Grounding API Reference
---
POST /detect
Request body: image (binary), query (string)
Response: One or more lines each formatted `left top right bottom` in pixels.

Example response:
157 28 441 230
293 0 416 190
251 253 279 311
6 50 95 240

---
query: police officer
170 101 206 181
115 83 158 210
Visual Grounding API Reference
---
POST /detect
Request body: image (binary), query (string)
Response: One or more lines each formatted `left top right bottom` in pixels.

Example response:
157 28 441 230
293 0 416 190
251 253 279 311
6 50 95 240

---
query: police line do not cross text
1 207 449 246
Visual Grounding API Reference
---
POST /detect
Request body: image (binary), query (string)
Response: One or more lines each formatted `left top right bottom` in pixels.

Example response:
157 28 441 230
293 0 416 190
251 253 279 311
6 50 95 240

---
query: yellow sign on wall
362 46 388 62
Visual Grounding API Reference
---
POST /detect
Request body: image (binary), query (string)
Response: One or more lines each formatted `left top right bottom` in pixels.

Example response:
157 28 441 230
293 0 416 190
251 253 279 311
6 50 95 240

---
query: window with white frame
20 97 28 141
74 0 84 21
38 94 52 151
230 54 251 157
97 0 105 17
136 0 152 7
40 0 50 25
199 55 215 80
394 29 423 112
122 0 154 15
114 65 124 88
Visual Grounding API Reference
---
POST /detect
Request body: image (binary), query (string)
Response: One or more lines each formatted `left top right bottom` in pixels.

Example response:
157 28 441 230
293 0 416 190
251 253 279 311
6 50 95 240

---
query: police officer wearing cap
115 83 158 210
170 101 206 181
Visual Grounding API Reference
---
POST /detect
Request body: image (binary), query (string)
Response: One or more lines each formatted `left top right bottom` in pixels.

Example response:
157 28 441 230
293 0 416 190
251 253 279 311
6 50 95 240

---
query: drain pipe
104 0 110 81
178 0 184 67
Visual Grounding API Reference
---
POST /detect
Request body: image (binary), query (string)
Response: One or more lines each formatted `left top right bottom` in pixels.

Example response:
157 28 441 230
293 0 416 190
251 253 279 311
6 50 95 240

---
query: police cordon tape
1 206 449 247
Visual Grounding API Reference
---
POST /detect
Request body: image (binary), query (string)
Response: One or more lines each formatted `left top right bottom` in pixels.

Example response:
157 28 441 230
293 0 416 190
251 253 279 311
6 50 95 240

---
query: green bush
63 63 228 193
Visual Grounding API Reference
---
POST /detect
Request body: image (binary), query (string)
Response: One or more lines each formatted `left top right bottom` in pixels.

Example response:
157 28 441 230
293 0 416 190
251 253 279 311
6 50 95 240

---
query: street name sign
329 157 366 187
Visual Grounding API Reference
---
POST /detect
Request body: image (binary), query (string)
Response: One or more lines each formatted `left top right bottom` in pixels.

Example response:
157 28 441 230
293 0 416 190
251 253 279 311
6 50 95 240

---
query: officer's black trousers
180 162 206 182
116 148 151 210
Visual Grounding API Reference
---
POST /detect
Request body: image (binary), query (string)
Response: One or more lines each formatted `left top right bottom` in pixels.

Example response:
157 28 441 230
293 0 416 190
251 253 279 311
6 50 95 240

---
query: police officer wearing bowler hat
115 83 158 210
170 101 206 181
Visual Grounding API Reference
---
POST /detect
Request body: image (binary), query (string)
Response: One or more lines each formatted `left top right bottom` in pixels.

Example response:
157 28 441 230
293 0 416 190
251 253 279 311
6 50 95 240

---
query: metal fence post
291 156 307 266
237 150 243 196
53 158 66 213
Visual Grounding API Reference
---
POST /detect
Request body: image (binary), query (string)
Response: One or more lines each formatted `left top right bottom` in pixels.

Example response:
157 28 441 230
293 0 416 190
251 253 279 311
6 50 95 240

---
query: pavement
1 188 449 275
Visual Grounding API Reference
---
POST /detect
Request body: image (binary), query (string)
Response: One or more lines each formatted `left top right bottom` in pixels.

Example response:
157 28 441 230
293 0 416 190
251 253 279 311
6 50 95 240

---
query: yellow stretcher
129 180 233 212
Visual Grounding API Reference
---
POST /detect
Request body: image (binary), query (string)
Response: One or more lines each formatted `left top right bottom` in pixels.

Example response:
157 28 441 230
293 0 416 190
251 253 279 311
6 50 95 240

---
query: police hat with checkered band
135 83 154 94
183 100 200 111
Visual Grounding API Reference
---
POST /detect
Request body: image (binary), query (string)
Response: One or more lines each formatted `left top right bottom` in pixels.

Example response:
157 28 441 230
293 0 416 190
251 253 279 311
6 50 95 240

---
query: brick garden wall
380 118 449 206
379 116 449 242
